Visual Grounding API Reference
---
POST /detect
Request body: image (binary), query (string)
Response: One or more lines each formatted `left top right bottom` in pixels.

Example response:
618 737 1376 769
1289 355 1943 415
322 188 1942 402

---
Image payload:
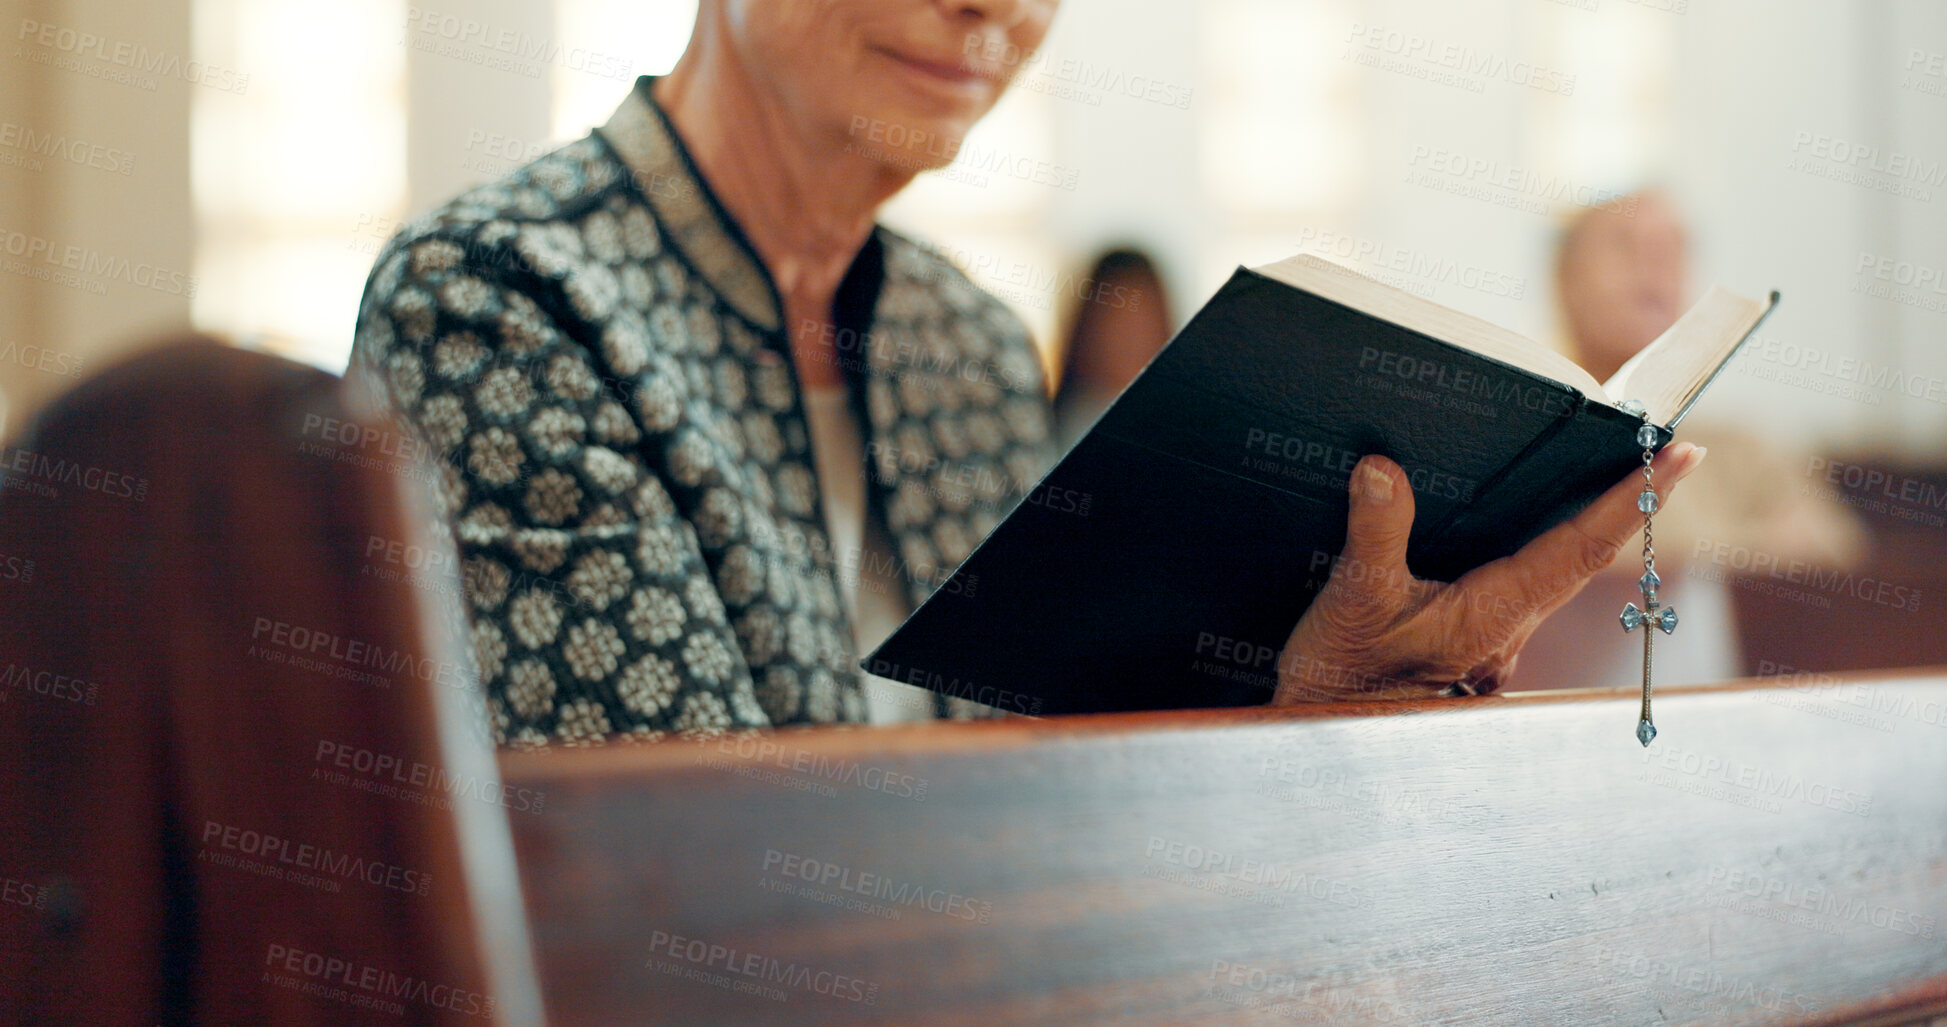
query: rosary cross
1619 410 1674 747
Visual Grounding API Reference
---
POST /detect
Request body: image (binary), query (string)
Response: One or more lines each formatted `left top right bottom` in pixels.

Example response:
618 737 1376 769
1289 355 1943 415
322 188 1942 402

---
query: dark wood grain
503 673 1947 1026
0 338 540 1025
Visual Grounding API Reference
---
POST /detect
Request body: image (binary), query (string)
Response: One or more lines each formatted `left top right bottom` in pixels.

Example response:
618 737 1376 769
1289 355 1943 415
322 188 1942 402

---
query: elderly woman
351 0 1703 747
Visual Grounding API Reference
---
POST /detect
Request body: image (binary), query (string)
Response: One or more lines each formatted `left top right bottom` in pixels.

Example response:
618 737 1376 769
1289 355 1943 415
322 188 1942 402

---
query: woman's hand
1271 444 1708 704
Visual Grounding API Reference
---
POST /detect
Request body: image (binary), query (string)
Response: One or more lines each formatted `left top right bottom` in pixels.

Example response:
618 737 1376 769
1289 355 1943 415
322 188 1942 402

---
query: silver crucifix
1619 414 1673 746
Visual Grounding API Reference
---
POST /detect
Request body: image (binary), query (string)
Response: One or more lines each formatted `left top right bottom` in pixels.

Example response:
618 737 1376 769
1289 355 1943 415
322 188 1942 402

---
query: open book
1260 254 1775 427
865 255 1778 716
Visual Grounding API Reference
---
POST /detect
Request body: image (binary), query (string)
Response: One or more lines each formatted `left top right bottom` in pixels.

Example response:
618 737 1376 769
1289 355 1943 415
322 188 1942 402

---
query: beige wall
1 0 197 435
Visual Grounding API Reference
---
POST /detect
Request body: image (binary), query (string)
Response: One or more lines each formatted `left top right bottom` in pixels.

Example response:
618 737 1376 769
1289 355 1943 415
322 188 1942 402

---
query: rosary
1618 405 1675 747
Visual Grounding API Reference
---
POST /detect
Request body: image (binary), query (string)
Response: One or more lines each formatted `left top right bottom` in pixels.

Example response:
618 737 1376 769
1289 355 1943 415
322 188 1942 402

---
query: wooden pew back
504 675 1947 1026
0 339 543 1025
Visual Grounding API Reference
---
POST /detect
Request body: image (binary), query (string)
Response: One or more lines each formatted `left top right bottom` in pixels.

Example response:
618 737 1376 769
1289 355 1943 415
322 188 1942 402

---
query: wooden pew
0 338 544 1025
503 673 1947 1026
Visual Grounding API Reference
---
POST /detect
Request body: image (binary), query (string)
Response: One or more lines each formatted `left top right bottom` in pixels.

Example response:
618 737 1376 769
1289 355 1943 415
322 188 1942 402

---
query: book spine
1420 390 1585 541
1423 401 1645 580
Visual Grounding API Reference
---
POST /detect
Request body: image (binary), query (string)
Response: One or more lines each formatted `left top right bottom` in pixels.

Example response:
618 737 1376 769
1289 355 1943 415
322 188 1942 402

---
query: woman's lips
877 47 999 92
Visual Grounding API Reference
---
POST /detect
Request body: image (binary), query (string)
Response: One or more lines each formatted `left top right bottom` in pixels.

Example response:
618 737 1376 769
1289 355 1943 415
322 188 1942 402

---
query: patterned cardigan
350 78 1057 747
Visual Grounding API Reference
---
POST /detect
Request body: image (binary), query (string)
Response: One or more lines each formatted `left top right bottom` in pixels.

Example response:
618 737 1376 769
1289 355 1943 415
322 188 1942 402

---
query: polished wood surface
504 673 1947 1026
0 339 540 1025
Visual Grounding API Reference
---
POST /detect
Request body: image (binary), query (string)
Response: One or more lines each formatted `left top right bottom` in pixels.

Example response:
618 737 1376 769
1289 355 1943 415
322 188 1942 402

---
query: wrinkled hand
1271 445 1707 704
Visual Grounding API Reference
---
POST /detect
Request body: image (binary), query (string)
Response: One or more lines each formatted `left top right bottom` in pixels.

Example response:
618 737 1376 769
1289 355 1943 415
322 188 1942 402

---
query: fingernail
1652 442 1700 483
1354 458 1393 504
1674 444 1707 482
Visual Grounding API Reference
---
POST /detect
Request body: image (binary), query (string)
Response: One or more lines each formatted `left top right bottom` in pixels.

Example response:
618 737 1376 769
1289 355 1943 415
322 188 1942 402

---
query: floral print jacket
350 77 1057 746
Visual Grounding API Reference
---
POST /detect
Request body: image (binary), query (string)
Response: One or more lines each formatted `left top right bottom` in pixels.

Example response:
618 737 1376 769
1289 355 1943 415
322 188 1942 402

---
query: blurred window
191 0 407 371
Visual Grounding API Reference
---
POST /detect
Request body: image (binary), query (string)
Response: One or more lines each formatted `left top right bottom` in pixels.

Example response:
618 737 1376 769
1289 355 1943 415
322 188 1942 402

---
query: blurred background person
1506 188 1865 692
1051 247 1175 448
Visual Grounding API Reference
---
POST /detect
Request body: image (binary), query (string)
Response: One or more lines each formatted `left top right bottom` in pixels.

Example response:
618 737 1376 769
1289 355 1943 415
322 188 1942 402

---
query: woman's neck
654 46 911 325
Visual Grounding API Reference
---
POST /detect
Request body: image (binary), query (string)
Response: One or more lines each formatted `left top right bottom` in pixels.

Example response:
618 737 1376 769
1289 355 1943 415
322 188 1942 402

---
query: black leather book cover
863 266 1666 716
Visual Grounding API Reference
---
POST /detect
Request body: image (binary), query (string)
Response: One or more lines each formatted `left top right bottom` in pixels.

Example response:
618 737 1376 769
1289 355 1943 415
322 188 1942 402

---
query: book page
1254 254 1606 398
1603 286 1776 425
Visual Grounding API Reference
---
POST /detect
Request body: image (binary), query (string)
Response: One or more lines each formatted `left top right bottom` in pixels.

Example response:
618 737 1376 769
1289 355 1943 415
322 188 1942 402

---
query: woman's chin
837 106 980 173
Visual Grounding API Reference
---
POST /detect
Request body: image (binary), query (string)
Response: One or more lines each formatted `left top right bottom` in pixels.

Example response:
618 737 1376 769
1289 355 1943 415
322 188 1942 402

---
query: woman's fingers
1469 442 1707 622
1326 455 1417 613
1276 445 1705 707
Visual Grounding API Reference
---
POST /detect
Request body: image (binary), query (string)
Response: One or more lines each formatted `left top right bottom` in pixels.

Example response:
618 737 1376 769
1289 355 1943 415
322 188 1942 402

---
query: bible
865 254 1778 716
